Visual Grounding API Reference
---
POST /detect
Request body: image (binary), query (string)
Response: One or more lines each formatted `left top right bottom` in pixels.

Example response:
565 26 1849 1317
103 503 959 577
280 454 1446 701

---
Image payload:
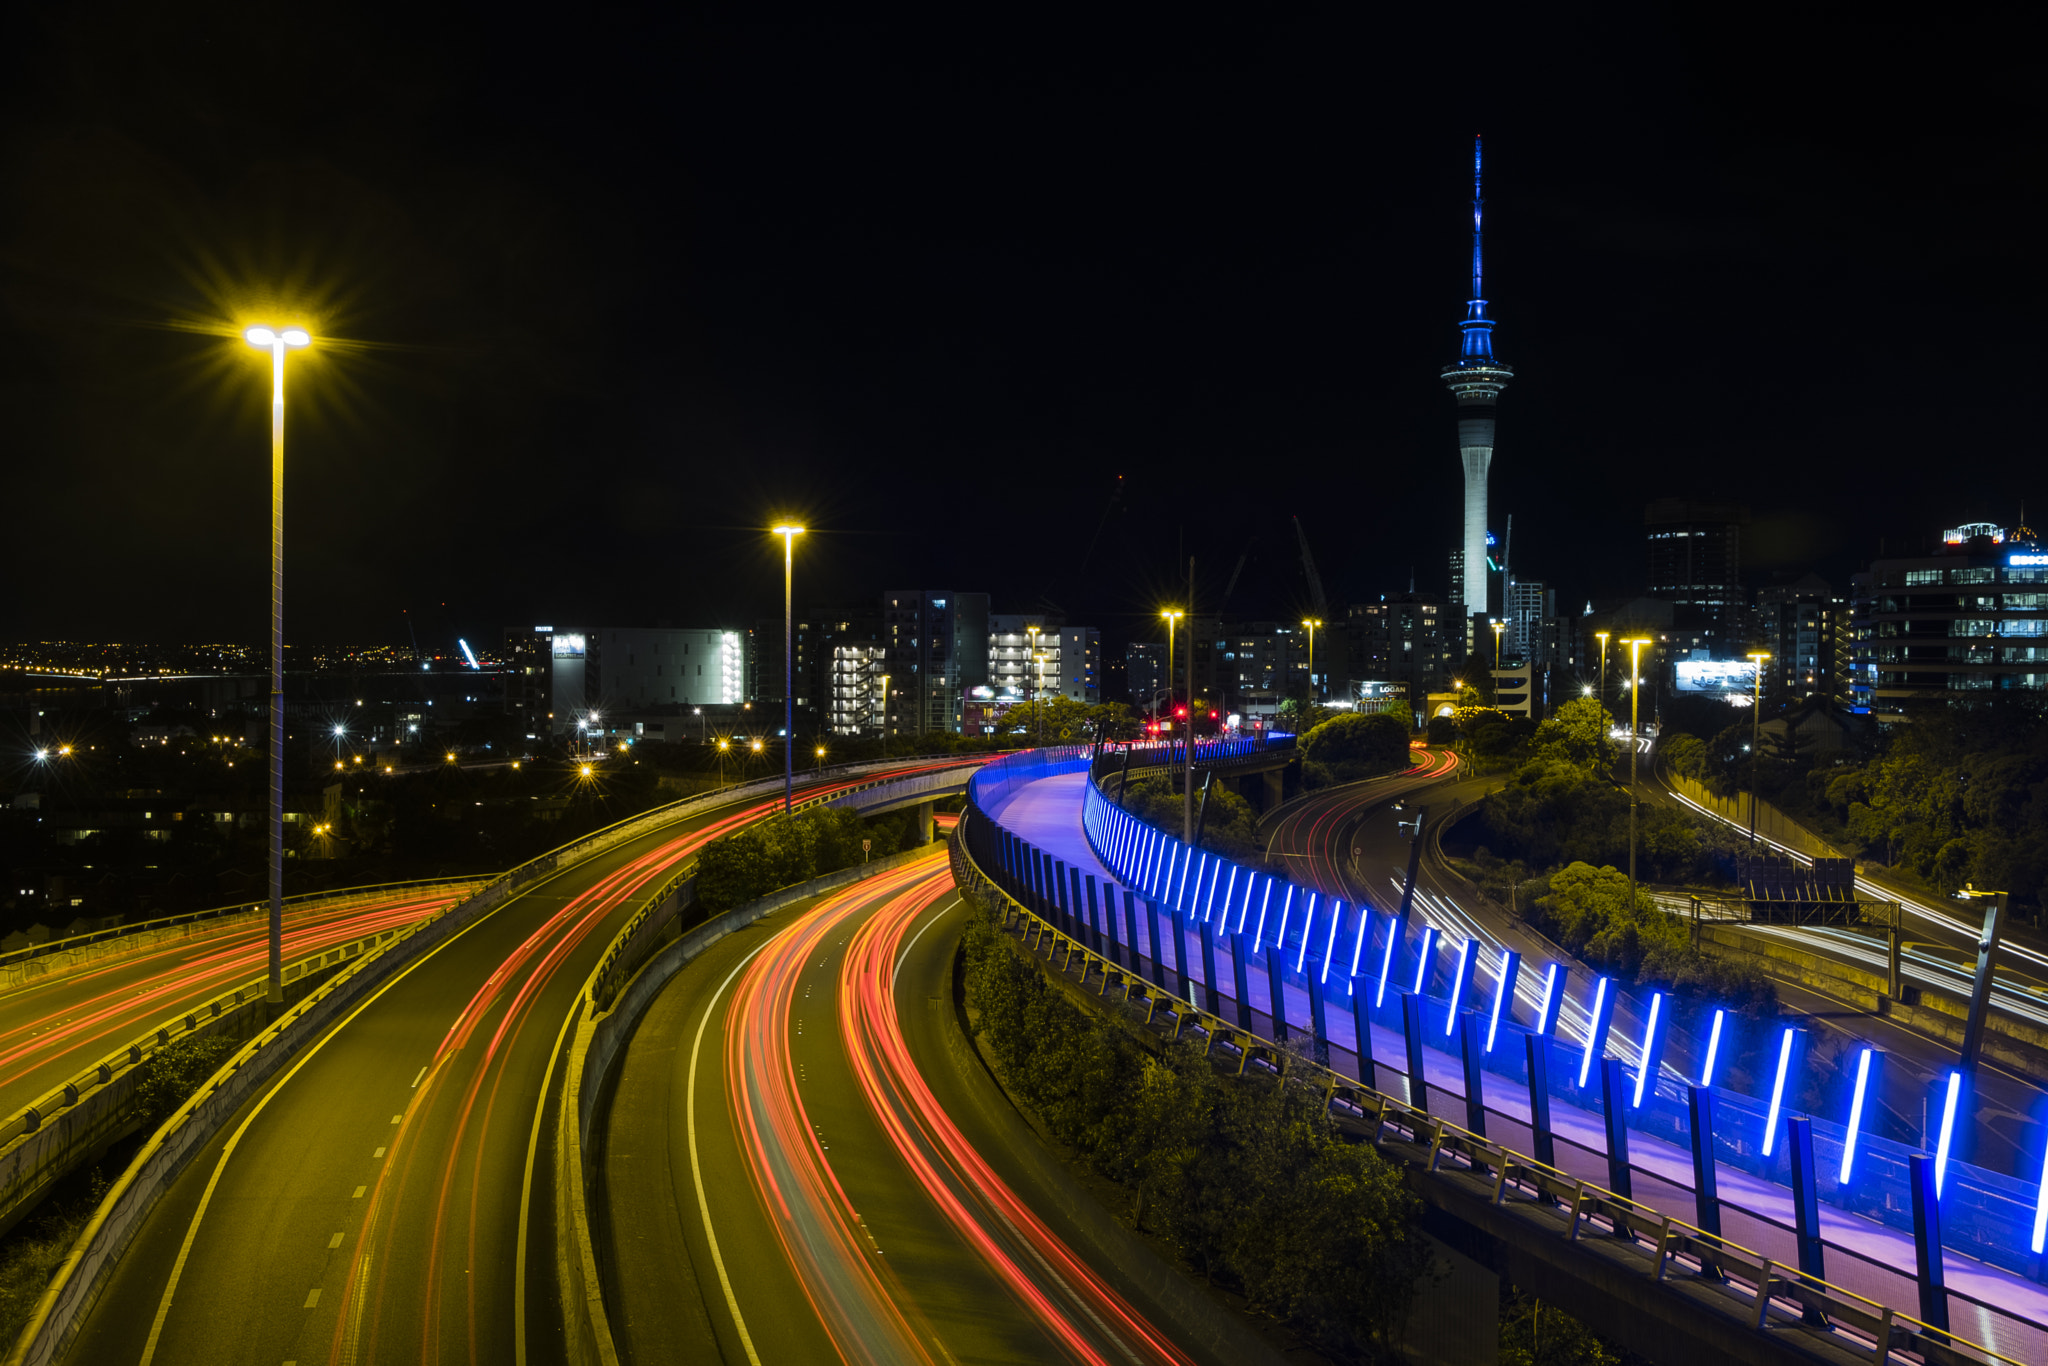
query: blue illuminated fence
966 744 2048 1346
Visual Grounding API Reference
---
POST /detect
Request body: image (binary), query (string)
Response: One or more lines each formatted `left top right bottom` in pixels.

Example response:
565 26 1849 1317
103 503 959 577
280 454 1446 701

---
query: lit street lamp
1746 650 1773 843
1160 609 1184 724
773 524 805 813
1596 630 1611 709
717 737 730 791
1623 637 1653 910
1301 618 1323 700
245 323 310 1006
1491 618 1505 670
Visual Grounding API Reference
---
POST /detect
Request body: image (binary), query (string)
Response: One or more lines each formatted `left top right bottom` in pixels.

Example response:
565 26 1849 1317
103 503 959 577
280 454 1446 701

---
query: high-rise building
1441 136 1512 630
985 616 1100 705
508 626 744 737
1505 579 1554 663
1125 642 1166 710
882 591 989 736
1645 498 1746 651
1755 574 1849 706
1349 594 1448 705
1851 521 2048 716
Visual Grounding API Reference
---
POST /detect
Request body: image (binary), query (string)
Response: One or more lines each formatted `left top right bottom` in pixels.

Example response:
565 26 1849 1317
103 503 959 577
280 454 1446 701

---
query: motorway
59 762 971 1366
0 888 472 1121
598 848 1284 1366
1268 749 2044 1177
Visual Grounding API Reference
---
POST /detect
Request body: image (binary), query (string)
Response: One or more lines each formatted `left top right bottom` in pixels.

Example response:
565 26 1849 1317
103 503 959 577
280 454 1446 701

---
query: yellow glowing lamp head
245 326 311 348
772 524 805 537
580 764 593 777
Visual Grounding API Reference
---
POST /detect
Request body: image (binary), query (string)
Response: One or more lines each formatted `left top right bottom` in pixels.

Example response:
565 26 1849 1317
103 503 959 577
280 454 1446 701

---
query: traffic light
1175 705 1188 719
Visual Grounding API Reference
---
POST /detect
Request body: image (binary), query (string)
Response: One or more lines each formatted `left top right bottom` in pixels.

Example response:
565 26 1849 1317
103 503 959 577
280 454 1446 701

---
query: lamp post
1747 650 1772 844
815 744 826 774
717 737 729 791
1491 619 1506 670
1159 610 1183 726
245 323 310 1007
1033 650 1047 745
1596 630 1610 710
1623 637 1652 910
1301 618 1322 701
772 525 805 813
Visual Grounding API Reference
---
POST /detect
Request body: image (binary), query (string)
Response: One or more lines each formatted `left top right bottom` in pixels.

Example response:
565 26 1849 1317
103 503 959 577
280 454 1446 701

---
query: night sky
2 11 2037 655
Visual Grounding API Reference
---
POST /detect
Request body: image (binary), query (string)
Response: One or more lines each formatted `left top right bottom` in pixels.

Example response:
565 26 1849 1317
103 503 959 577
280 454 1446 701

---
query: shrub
962 891 1427 1359
1299 712 1410 783
134 1034 237 1130
694 806 904 912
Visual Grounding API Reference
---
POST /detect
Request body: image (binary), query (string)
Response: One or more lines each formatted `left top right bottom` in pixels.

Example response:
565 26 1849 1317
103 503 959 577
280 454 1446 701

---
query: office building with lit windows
505 626 745 737
1851 521 2048 715
1755 574 1850 706
882 591 990 736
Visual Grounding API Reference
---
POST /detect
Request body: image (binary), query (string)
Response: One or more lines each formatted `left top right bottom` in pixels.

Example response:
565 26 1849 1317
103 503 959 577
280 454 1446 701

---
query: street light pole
1747 650 1772 844
1301 618 1322 702
1158 610 1182 729
246 324 310 1007
1492 619 1505 671
1596 630 1610 710
1624 637 1652 911
1184 558 1196 844
772 525 805 813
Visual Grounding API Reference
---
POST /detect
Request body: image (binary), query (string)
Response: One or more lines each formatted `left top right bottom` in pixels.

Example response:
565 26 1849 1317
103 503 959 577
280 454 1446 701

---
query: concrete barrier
1664 771 1846 861
553 841 943 1366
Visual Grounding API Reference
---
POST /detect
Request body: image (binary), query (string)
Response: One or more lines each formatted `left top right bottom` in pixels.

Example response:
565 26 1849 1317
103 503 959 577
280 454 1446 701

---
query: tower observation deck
1441 136 1512 627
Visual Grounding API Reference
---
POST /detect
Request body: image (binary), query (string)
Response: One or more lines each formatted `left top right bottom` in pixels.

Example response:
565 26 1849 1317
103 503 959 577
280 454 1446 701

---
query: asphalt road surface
600 847 1287 1366
0 888 471 1120
61 761 970 1366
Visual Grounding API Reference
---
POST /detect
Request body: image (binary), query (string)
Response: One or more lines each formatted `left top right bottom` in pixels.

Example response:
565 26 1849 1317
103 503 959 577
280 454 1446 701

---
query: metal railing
952 806 2027 1366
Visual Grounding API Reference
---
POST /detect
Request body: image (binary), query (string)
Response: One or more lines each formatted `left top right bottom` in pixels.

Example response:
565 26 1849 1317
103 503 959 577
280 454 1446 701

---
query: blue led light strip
1220 867 1237 927
1632 992 1663 1108
2033 1135 2048 1255
1935 1069 1962 1197
1485 949 1516 1052
1253 879 1273 950
1700 1010 1725 1088
1319 901 1342 984
1577 977 1610 1088
1295 894 1318 974
1761 1027 1796 1158
1410 925 1436 997
1445 939 1474 1035
1273 887 1295 961
1375 915 1400 1008
1536 963 1562 1037
1840 1047 1873 1185
1348 907 1371 980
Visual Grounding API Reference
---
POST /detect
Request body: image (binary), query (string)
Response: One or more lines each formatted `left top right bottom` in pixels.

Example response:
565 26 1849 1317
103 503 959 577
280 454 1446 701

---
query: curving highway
57 762 972 1366
0 888 472 1121
599 849 1283 1366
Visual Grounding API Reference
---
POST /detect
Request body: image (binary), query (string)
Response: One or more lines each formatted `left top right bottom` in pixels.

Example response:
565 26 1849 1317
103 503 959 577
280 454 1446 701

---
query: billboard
1674 659 1756 694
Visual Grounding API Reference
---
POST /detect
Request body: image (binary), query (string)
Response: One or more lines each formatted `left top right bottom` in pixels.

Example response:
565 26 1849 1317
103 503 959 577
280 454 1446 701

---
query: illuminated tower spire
1442 135 1513 630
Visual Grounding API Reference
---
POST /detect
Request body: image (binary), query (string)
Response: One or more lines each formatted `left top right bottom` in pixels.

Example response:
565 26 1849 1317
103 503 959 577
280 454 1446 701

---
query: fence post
1785 1116 1829 1325
1526 1032 1555 1169
1122 889 1141 982
1145 898 1168 991
1687 1085 1724 1280
1459 1010 1487 1138
1199 912 1220 1017
1266 939 1291 1042
1350 978 1376 1090
1172 904 1194 1002
1307 960 1328 1054
1230 926 1254 1031
1402 992 1429 1116
1085 875 1106 961
1600 1056 1633 1207
1909 1153 1950 1336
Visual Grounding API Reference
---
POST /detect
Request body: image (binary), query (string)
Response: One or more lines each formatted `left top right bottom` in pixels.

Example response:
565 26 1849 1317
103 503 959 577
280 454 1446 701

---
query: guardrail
950 807 2024 1366
0 876 484 991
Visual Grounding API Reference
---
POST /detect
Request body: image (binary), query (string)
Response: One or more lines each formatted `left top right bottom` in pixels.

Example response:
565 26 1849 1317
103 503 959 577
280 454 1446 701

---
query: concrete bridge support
913 799 934 846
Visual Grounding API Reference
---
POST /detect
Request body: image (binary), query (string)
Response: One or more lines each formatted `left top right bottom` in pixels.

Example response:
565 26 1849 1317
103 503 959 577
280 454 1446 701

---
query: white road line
328 1233 344 1249
513 978 583 1366
303 1289 321 1309
351 1185 366 1198
410 1066 428 1088
689 939 776 1366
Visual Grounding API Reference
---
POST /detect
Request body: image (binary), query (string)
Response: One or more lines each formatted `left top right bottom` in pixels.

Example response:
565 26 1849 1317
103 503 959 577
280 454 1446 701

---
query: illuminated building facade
1644 498 1746 652
1754 574 1850 706
1851 522 2048 715
882 590 990 736
507 626 744 737
1441 137 1512 635
1349 594 1448 704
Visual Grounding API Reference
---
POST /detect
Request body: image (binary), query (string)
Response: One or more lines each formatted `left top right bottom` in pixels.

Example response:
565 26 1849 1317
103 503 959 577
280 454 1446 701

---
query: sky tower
1442 135 1512 636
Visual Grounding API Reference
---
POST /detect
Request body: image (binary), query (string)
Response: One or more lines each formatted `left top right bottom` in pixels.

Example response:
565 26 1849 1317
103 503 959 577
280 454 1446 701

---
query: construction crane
1293 515 1329 620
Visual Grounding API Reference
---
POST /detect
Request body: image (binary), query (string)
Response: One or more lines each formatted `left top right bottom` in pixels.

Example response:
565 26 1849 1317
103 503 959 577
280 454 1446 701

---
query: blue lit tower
1441 135 1513 628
